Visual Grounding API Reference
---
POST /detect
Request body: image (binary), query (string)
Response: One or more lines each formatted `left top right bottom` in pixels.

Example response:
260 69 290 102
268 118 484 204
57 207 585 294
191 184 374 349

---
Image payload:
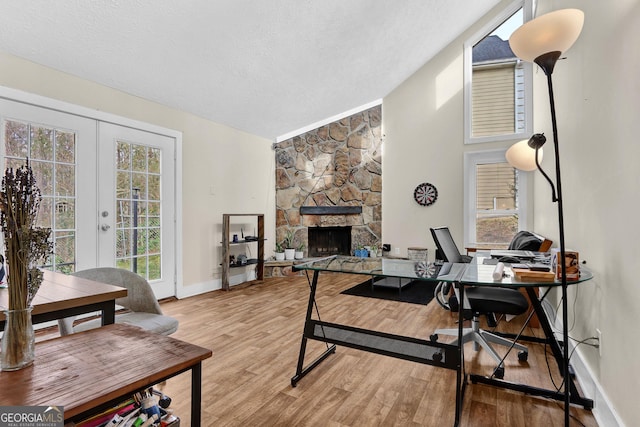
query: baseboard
541 302 625 427
176 270 257 299
177 278 220 298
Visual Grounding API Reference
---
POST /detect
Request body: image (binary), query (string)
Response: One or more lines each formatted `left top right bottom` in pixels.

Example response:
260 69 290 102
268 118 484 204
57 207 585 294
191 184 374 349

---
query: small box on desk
551 249 580 280
512 268 556 282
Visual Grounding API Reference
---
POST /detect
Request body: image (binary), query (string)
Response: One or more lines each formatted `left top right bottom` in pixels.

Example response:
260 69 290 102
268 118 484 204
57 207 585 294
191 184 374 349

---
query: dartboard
414 261 437 278
414 182 438 206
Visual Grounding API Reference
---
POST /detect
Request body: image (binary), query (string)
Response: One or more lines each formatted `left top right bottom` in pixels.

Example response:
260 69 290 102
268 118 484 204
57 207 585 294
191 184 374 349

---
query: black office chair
508 230 553 252
430 227 528 377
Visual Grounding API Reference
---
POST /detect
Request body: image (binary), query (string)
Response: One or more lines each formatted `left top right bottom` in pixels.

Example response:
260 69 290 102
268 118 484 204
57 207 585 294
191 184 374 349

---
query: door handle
101 224 111 231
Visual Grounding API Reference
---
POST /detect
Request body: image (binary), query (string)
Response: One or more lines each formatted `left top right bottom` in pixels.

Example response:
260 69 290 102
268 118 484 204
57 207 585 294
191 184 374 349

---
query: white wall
530 1 639 425
383 0 638 425
0 52 276 296
382 2 514 257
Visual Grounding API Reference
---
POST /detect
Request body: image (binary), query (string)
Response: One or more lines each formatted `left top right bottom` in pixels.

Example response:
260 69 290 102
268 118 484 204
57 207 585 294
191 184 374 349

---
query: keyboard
489 249 536 259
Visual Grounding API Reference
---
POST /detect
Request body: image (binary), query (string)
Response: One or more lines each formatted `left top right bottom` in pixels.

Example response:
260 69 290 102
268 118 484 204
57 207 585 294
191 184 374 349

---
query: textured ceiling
0 0 499 140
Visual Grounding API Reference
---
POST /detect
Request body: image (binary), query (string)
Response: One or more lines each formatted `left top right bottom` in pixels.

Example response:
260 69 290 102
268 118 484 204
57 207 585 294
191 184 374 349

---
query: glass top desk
462 254 594 412
461 254 593 286
292 255 594 426
291 255 469 426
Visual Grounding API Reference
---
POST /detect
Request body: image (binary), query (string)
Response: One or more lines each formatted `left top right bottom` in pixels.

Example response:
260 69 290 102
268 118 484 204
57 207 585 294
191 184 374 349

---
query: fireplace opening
308 226 352 257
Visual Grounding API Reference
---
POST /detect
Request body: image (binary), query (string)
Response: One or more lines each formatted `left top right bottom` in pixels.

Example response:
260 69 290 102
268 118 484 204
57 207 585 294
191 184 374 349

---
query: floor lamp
505 9 584 426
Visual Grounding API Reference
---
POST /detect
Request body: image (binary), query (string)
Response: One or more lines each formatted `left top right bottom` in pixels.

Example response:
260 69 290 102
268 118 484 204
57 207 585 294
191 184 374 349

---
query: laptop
489 249 537 259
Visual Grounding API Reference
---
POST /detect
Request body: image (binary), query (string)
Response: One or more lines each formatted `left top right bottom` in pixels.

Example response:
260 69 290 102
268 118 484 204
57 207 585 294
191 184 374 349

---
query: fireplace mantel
299 206 363 215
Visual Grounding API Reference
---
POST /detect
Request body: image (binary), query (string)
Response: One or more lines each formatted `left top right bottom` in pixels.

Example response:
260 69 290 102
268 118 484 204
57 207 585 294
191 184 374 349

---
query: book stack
72 388 180 427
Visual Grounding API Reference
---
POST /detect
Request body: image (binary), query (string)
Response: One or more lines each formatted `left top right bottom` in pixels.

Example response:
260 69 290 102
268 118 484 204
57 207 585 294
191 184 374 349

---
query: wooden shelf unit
221 214 265 290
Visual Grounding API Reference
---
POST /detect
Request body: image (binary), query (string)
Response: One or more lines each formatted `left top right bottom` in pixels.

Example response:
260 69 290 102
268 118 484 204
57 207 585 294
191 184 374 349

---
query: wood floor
155 273 597 426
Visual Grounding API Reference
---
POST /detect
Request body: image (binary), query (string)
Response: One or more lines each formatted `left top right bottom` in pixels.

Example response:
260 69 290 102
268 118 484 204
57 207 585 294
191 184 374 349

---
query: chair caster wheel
518 351 528 362
494 366 504 379
430 334 439 342
432 352 443 363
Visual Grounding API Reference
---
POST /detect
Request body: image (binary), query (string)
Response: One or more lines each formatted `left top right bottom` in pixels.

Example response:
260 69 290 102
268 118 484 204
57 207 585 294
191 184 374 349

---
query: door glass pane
3 119 77 273
5 121 28 157
475 162 519 245
30 126 54 160
115 141 162 281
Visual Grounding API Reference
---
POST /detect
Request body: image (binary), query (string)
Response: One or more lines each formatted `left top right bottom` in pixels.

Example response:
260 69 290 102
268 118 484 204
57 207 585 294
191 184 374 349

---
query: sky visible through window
490 9 523 41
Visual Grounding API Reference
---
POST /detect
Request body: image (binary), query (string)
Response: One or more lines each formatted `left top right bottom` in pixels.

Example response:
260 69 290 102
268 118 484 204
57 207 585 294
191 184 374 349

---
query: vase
1 306 35 371
275 252 285 261
284 248 295 260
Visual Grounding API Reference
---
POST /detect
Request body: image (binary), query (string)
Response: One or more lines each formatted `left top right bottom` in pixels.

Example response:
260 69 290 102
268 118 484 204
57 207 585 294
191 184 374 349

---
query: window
463 1 535 246
3 119 77 273
464 0 533 144
115 141 162 280
464 150 529 247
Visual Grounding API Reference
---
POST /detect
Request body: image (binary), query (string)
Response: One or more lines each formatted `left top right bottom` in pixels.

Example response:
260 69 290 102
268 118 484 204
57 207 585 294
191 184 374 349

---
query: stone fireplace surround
274 105 382 257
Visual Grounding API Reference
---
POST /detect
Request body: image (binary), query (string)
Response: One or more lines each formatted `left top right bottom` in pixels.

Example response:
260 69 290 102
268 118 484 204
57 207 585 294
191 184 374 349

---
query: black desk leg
291 270 336 387
100 301 117 326
470 288 593 410
191 362 202 427
454 282 465 427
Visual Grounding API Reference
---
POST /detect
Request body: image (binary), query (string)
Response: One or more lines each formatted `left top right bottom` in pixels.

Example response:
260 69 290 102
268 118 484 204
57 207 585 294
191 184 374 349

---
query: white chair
58 267 178 336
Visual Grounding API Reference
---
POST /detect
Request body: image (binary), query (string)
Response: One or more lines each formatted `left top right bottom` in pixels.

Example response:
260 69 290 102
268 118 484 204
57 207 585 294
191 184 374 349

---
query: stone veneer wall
274 105 382 255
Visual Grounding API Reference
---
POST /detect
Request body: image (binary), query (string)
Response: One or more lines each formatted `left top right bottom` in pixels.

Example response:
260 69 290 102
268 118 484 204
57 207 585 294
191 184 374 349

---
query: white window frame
464 0 535 145
464 149 530 247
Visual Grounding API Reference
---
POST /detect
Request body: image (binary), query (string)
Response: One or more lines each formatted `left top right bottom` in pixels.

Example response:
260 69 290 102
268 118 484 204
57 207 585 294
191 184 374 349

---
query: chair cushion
74 312 179 336
466 287 529 316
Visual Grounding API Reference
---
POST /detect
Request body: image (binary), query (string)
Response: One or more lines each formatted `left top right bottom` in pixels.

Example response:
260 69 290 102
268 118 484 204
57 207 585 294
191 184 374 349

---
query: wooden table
0 324 213 426
0 270 128 328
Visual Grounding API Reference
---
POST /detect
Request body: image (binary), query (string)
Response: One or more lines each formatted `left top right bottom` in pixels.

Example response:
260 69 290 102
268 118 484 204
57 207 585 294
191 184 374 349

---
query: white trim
0 86 182 140
0 85 184 299
542 302 625 427
464 0 534 145
275 99 382 143
177 270 255 299
174 129 183 297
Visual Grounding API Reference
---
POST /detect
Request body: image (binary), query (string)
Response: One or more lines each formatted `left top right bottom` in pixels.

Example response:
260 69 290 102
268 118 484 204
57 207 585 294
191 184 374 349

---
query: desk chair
430 227 528 377
58 267 178 336
508 230 553 252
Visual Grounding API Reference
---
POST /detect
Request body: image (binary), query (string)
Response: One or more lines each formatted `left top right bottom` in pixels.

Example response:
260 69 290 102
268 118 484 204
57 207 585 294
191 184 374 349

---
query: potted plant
295 243 305 260
274 242 285 261
370 245 379 258
283 230 295 260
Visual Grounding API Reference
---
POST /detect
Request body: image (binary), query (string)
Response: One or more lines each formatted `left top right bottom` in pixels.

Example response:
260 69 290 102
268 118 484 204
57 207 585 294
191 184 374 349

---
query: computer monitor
430 227 466 263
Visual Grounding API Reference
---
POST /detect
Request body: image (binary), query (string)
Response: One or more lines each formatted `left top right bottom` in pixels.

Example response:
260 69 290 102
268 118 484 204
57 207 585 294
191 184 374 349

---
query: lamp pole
536 53 571 427
508 10 584 425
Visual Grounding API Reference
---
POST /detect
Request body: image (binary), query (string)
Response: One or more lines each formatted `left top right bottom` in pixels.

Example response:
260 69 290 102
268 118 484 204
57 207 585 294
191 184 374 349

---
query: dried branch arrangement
0 160 52 369
0 160 52 309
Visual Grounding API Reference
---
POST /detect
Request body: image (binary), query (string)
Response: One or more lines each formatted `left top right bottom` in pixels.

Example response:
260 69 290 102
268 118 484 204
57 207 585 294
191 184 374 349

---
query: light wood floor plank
155 273 597 426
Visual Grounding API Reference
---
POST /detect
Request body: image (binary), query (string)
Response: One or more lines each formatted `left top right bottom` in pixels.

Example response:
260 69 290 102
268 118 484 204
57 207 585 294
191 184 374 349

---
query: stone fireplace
274 105 382 257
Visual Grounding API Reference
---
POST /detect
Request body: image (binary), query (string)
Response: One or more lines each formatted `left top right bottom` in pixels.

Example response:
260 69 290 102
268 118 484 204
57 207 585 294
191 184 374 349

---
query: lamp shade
509 9 584 62
505 140 543 171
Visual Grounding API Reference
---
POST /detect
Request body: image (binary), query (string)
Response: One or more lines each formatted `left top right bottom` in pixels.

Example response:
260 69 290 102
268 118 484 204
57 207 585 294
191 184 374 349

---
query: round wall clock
414 182 438 206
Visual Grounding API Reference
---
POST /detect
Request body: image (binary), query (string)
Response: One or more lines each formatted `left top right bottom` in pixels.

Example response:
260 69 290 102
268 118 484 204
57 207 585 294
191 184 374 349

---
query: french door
98 123 176 298
0 99 97 271
0 98 177 298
